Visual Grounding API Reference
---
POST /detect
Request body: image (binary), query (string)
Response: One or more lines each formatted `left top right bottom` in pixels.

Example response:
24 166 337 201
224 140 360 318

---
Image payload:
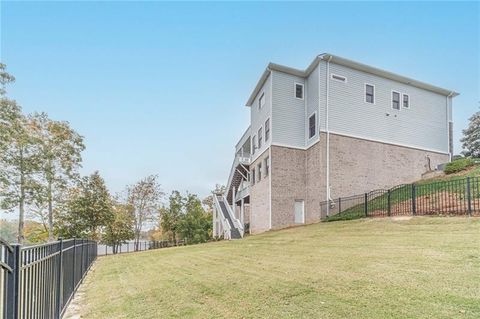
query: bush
444 157 475 174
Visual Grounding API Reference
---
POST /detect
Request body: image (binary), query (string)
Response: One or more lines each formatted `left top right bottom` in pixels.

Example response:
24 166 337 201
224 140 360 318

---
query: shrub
444 157 475 174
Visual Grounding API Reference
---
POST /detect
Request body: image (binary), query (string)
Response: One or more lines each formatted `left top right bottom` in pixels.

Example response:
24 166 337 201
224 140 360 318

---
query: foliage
126 175 163 250
0 219 17 243
102 203 135 254
30 112 85 241
160 190 184 242
56 171 113 240
178 194 212 244
0 65 42 243
461 110 480 157
202 184 226 213
444 157 476 174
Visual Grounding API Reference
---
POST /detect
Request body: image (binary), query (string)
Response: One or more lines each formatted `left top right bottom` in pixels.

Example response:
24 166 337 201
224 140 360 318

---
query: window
331 74 347 83
365 84 374 103
265 119 270 142
251 168 255 185
252 135 257 153
309 113 316 139
392 91 400 110
295 83 304 99
258 92 265 109
258 127 263 148
264 156 270 177
403 94 409 108
257 163 262 182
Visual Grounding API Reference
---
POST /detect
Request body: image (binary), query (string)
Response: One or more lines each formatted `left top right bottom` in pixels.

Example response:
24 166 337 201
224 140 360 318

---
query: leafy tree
461 109 480 157
30 112 85 241
178 193 212 244
126 175 163 250
202 184 226 213
102 203 135 254
0 64 41 243
160 190 184 242
56 171 113 240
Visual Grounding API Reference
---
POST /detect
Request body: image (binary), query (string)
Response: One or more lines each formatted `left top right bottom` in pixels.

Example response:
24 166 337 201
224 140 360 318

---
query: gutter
326 55 333 217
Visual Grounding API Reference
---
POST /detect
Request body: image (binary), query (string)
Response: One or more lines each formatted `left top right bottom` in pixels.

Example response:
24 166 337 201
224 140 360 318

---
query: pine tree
461 110 480 157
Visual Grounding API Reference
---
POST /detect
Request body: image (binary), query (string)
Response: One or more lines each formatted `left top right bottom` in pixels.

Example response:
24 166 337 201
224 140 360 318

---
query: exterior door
294 200 305 224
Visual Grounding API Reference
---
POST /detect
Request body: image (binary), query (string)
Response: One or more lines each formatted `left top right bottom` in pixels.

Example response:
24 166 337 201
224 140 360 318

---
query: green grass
327 165 480 222
77 218 480 319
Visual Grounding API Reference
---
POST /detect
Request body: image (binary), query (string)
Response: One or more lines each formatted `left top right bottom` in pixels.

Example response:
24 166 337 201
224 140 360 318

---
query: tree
126 175 163 250
102 203 135 254
0 64 41 243
178 193 212 244
30 112 85 241
202 184 226 213
56 171 113 239
461 109 480 157
160 190 184 242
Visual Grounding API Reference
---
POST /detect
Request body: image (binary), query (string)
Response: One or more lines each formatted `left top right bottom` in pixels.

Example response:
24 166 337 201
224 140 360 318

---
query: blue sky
1 1 479 200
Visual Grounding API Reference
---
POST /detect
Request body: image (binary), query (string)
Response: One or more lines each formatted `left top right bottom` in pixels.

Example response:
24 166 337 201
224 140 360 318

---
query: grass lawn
77 217 480 319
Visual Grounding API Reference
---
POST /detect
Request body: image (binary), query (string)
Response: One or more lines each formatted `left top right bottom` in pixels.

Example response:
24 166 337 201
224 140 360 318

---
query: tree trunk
17 150 25 244
47 175 54 242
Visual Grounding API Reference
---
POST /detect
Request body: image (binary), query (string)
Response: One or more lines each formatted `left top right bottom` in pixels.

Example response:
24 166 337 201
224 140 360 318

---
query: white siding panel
327 63 448 153
272 71 305 147
251 73 272 160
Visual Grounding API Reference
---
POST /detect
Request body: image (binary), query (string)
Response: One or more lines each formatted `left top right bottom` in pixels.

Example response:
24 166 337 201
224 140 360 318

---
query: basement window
251 168 255 185
295 83 304 99
331 74 347 83
257 163 262 182
264 156 270 177
392 91 400 110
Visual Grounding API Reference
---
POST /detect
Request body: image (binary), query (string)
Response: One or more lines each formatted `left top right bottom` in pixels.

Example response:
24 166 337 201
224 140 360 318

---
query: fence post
6 244 21 319
80 240 84 283
364 193 368 217
72 238 76 292
467 177 472 216
56 238 64 319
387 190 391 217
338 197 342 214
412 184 417 216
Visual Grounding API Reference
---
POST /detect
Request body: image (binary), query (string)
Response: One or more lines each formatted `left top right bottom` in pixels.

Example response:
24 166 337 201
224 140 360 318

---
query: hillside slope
75 218 480 319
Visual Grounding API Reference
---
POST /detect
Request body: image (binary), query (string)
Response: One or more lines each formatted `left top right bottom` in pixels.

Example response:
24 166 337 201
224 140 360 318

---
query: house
213 53 458 238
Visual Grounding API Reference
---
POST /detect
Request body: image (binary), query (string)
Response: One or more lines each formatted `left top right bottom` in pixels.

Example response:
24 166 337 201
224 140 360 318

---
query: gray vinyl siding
306 65 319 147
272 71 306 147
250 73 272 160
325 62 449 153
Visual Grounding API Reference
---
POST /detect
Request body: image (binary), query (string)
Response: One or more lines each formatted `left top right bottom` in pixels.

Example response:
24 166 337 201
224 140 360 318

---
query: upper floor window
403 94 409 108
258 92 265 110
392 91 400 110
331 74 347 83
309 113 316 139
295 83 304 99
265 119 270 142
365 84 374 104
258 127 263 148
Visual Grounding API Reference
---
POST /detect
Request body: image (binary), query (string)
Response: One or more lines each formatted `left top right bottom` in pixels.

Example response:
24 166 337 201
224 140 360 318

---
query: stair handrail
213 194 232 240
221 195 244 238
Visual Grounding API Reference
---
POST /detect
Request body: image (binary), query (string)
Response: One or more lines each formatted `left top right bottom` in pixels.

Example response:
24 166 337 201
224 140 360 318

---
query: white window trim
308 111 317 140
364 83 375 104
391 90 401 110
258 91 265 110
402 93 410 109
331 73 347 83
264 118 270 142
294 82 304 100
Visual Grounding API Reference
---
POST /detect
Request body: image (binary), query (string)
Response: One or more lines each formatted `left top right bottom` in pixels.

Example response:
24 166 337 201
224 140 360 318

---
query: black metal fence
322 176 480 221
99 240 185 256
0 238 97 319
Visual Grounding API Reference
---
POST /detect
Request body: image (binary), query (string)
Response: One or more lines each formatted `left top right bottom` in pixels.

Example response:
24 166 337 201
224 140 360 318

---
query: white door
294 200 305 224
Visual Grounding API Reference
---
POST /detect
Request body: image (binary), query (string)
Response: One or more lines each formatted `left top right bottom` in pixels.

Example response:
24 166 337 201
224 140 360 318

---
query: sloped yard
73 217 480 319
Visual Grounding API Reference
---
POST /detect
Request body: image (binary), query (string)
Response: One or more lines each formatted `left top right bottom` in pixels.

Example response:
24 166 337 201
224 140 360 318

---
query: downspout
446 92 453 161
326 55 333 217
